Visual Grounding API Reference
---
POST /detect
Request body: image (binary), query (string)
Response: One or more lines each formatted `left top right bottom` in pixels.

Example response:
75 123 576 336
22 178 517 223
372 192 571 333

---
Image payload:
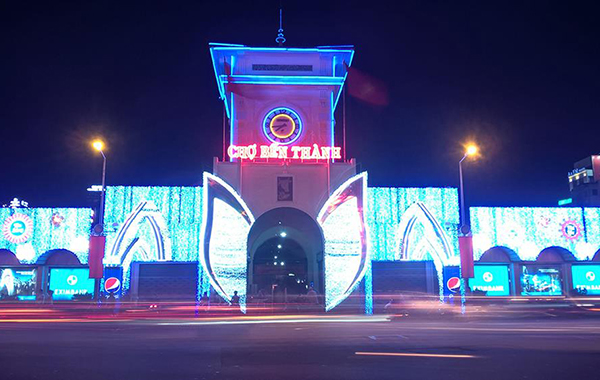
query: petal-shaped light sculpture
317 172 369 311
200 172 254 313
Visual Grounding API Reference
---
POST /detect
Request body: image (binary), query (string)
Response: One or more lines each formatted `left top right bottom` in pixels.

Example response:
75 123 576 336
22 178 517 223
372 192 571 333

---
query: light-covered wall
0 208 93 264
470 207 600 261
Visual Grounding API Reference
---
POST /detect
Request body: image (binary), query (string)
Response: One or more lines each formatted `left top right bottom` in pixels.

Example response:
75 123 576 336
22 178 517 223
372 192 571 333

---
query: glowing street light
92 140 105 152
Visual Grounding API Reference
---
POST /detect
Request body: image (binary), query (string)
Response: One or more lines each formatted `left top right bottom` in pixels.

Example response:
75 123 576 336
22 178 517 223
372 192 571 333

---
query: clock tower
206 43 366 308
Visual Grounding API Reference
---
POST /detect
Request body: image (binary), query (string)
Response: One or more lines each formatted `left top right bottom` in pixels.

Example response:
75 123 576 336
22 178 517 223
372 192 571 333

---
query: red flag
346 64 389 106
88 236 106 279
459 236 474 279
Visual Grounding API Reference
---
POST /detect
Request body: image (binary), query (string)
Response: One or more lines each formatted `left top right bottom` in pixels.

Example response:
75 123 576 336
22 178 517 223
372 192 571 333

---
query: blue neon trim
330 91 335 151
221 75 345 86
209 42 246 47
230 93 235 161
212 47 354 54
316 45 355 49
333 55 337 77
210 48 231 119
261 107 303 145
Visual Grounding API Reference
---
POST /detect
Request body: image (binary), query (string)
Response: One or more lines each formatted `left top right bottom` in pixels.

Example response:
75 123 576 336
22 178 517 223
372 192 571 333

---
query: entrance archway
253 237 309 302
247 207 324 304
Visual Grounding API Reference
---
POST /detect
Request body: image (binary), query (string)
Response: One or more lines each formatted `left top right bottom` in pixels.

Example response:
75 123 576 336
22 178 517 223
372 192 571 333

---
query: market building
1 44 600 311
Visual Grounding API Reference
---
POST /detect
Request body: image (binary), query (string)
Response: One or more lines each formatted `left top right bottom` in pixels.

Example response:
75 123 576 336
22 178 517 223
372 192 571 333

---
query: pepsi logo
447 277 461 293
104 277 121 293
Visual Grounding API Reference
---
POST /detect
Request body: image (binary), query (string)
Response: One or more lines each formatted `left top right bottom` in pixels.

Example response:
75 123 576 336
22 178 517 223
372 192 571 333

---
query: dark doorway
252 237 309 302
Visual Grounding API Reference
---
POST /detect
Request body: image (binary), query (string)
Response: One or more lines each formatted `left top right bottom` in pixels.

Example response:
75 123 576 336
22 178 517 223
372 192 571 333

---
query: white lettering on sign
228 144 341 161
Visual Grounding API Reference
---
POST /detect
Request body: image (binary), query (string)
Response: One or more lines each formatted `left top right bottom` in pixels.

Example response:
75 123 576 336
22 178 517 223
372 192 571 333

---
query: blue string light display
0 208 93 264
470 207 600 261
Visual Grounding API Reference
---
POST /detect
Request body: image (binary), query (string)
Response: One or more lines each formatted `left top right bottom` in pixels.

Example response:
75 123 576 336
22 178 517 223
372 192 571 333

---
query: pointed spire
276 8 286 46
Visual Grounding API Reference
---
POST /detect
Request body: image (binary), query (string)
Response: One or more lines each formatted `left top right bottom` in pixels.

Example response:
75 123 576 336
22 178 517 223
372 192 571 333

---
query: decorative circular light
3 213 34 244
263 107 302 145
560 219 582 241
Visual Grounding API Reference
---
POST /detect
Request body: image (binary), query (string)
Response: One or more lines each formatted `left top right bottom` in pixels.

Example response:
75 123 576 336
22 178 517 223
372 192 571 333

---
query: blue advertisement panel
520 265 563 296
0 268 37 300
571 265 600 295
468 265 510 296
49 268 95 300
442 266 461 296
103 266 123 298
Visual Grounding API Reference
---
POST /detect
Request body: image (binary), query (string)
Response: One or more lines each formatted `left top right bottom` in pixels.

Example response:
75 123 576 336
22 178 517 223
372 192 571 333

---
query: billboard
520 265 563 296
0 268 37 300
469 265 510 296
572 265 600 295
49 268 95 300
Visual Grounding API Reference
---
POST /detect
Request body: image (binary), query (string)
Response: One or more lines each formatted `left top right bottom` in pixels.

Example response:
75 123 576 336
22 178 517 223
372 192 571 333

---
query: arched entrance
253 237 309 301
247 207 324 305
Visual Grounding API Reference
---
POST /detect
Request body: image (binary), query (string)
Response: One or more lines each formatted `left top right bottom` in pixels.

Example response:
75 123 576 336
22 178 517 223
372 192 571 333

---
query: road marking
355 351 478 359
368 336 377 340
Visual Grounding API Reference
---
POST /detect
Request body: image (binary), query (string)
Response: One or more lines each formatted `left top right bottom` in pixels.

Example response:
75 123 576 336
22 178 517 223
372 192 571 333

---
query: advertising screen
49 268 95 300
520 265 563 296
0 268 37 300
571 265 600 295
469 265 510 296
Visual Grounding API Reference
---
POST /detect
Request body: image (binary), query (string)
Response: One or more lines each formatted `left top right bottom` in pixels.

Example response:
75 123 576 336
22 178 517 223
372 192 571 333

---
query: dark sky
1 1 598 208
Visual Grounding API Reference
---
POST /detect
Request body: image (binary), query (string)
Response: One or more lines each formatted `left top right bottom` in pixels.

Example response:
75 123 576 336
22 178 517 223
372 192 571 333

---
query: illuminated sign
2 213 33 244
263 107 302 145
468 265 510 296
0 268 37 301
228 144 341 161
520 265 563 296
49 268 95 300
572 265 600 295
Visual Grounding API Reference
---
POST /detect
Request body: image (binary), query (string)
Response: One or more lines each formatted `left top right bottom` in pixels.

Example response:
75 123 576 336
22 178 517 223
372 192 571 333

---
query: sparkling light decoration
318 172 368 312
470 207 600 261
365 187 459 309
0 208 93 264
104 200 173 268
200 173 255 313
103 186 205 293
367 187 459 262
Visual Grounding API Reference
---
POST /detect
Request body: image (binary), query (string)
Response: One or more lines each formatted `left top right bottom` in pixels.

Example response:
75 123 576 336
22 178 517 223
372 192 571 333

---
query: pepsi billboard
49 268 95 300
0 268 37 301
103 266 123 298
571 265 600 295
468 265 510 296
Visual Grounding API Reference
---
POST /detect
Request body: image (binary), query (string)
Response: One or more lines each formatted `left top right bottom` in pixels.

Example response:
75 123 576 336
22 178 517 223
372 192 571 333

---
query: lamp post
92 140 107 228
459 144 478 231
91 140 106 302
458 143 478 314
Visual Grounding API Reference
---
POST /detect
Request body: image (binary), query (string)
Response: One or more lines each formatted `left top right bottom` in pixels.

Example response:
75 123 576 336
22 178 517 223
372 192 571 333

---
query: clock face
263 107 302 145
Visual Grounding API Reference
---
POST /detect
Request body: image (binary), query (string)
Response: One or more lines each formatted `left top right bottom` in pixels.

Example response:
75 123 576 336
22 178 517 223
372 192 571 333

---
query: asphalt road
0 315 599 380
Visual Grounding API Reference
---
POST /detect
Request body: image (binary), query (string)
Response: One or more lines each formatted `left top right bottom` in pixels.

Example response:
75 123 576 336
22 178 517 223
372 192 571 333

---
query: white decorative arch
396 202 453 266
104 200 172 267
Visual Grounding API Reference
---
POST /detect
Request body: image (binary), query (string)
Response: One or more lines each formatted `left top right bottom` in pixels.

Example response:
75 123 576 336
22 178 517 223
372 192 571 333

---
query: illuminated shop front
0 206 94 301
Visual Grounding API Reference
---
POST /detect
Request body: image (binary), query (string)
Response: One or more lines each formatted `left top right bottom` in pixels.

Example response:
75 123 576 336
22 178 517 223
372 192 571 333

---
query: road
0 314 599 380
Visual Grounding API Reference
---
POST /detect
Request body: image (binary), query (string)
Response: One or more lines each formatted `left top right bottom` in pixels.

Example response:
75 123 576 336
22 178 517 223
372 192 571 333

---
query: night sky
1 1 598 208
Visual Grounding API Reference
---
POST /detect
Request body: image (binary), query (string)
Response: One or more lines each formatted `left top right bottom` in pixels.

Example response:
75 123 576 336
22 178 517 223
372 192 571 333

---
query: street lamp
458 143 478 232
91 139 107 229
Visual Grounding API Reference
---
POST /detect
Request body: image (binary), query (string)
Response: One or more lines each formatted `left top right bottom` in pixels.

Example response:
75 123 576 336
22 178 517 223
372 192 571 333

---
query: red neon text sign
228 144 342 161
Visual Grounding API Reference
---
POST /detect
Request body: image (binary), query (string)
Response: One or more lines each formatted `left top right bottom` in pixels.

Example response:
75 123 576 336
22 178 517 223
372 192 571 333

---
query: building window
277 176 293 202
